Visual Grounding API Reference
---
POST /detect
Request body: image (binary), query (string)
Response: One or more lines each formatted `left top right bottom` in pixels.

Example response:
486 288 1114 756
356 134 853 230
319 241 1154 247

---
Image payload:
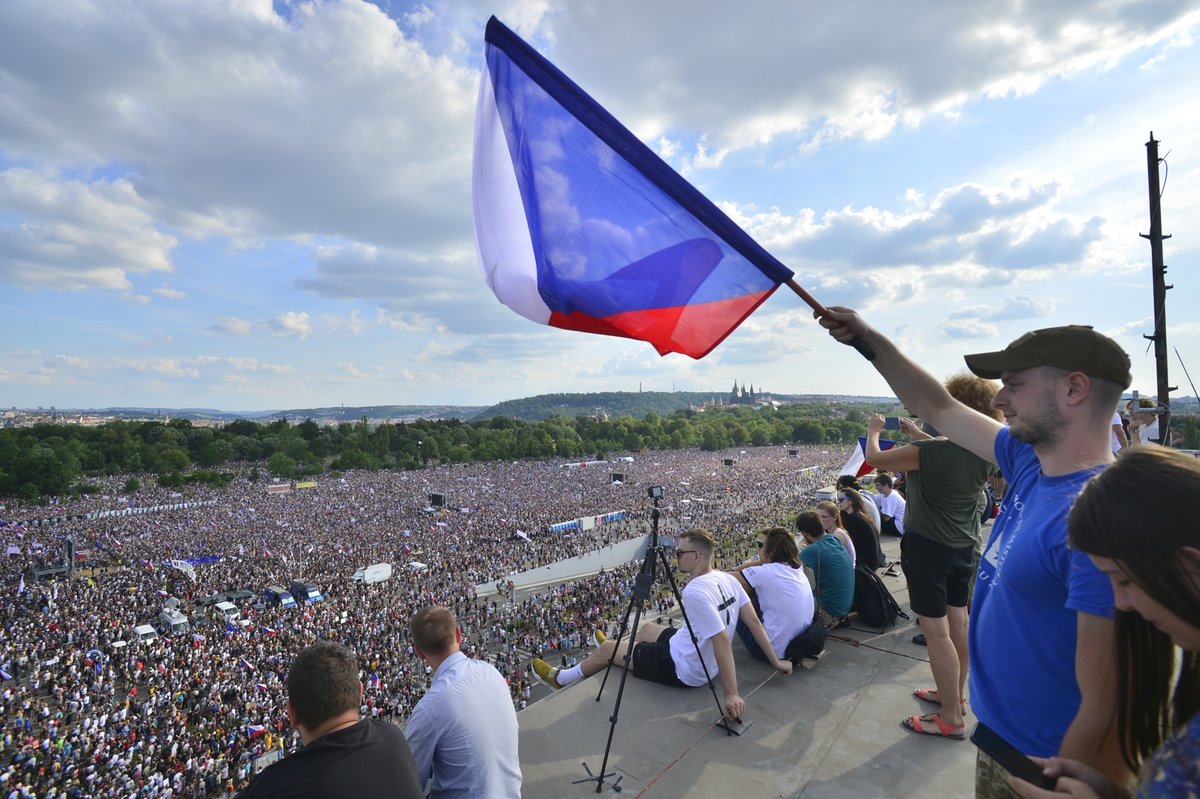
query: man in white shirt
874 473 906 536
1109 411 1128 453
405 607 521 799
533 528 791 721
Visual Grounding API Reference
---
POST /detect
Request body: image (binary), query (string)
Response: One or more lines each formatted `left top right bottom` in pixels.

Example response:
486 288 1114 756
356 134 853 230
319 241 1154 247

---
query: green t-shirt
903 439 995 549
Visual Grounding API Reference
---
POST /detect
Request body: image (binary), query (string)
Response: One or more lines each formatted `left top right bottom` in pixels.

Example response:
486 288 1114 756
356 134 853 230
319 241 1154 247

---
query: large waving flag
473 17 794 359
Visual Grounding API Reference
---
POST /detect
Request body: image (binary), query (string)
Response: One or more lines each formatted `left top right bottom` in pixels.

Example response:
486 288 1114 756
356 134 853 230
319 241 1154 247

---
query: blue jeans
735 593 770 664
735 619 769 663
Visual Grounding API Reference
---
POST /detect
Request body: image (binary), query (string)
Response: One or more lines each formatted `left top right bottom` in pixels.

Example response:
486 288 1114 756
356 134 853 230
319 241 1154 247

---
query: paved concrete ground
515 536 979 798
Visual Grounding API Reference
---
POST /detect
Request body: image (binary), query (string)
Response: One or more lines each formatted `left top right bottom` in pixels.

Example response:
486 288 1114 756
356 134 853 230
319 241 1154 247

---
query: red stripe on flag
549 289 775 358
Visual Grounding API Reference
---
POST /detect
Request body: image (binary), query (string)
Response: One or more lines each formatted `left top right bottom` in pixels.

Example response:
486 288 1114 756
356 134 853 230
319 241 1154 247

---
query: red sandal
902 712 966 740
913 688 968 713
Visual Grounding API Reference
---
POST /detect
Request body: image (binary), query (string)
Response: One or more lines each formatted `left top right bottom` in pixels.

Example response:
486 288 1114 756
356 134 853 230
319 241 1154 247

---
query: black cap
963 325 1131 388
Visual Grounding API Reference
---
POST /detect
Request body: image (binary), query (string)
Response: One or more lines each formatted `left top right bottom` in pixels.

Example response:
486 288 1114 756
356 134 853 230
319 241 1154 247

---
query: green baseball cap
964 325 1132 388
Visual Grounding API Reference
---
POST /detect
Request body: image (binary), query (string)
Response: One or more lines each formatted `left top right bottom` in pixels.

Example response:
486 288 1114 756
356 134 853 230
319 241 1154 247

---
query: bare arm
867 415 921 471
1111 423 1128 451
899 416 933 441
737 601 792 675
710 630 745 721
820 307 1002 464
1058 612 1130 787
730 569 753 596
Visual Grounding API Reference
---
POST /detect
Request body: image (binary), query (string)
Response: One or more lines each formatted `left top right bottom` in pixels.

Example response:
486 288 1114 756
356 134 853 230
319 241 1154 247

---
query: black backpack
783 611 828 663
851 564 909 631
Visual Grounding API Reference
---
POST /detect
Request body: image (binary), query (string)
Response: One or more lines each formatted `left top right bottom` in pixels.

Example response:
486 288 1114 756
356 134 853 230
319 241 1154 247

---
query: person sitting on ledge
532 528 791 721
727 526 815 664
796 510 855 629
236 642 422 798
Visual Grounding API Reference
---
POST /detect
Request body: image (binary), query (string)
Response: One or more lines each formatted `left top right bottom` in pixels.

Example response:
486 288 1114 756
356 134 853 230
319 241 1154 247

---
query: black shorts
631 627 687 688
900 533 975 618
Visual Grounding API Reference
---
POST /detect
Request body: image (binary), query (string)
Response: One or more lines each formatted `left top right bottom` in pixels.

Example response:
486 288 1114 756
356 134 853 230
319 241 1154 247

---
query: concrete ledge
516 538 978 798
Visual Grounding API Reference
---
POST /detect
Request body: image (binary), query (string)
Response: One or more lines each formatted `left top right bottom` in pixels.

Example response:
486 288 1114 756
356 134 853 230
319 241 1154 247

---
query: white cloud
322 310 366 334
540 2 1200 163
0 1 478 250
211 317 254 336
267 311 311 339
948 296 1056 322
153 285 187 299
940 319 999 339
0 168 177 291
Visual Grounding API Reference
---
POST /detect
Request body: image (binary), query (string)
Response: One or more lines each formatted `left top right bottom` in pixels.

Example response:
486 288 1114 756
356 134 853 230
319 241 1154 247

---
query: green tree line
8 403 1191 503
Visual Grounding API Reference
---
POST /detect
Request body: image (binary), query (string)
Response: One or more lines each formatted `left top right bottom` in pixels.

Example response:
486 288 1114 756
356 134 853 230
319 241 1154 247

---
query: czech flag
245 724 266 739
473 17 794 359
839 437 899 478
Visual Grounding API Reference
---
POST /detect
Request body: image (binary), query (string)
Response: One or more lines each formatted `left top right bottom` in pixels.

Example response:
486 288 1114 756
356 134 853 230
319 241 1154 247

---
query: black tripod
576 487 749 794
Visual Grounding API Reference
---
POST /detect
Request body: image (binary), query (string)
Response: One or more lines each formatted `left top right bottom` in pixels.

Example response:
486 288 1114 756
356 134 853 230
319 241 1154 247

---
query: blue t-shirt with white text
968 428 1114 757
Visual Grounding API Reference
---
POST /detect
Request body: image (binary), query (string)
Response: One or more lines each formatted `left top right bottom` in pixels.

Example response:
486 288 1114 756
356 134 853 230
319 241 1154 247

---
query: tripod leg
597 546 657 700
589 595 646 792
595 575 642 700
583 523 661 790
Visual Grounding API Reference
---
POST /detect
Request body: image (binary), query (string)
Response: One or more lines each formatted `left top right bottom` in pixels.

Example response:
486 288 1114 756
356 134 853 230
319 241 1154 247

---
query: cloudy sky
3 1 1199 411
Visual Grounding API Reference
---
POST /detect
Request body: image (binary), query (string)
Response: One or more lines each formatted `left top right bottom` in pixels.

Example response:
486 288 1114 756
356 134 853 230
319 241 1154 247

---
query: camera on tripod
647 485 663 499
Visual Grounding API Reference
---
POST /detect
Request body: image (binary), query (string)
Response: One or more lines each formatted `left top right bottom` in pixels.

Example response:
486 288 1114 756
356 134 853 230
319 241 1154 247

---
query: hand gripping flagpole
784 279 876 361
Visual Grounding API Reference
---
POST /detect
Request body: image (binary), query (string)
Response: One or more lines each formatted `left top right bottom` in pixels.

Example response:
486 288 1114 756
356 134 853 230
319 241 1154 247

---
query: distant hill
261 405 484 423
19 393 912 426
44 405 484 424
473 391 716 421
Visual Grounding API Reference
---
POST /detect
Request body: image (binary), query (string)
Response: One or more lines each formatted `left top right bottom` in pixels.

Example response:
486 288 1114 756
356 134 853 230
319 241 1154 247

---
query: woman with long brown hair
838 487 884 570
1012 446 1200 798
728 527 814 663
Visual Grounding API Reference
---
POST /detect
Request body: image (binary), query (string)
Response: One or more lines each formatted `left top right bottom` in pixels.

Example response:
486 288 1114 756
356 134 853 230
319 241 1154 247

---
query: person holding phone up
863 374 1001 741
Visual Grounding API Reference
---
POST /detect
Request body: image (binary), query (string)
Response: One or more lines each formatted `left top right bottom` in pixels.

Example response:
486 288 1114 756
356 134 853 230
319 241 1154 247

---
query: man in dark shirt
237 642 422 798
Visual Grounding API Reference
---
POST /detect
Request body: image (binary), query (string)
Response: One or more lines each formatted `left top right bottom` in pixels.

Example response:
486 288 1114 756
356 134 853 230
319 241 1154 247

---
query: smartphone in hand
883 417 901 430
970 722 1055 790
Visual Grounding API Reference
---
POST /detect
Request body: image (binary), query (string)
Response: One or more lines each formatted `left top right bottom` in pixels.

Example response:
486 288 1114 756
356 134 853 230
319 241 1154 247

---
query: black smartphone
970 722 1055 789
883 416 901 430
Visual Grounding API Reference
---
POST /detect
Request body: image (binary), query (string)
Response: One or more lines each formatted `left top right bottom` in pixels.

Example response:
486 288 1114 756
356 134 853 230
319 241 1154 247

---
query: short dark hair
874 473 893 488
411 606 457 657
795 511 825 539
287 642 361 730
835 475 862 490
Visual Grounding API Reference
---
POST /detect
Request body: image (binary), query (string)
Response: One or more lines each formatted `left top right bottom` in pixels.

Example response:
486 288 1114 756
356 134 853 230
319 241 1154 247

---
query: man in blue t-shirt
820 312 1132 796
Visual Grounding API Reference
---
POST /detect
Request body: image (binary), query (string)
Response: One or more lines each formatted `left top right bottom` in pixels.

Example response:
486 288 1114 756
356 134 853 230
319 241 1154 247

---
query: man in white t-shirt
533 529 791 721
874 473 906 536
1127 397 1161 445
1110 411 1128 454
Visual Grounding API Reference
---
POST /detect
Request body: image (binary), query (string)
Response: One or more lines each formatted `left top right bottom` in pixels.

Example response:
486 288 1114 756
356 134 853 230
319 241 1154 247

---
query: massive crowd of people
0 444 844 797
